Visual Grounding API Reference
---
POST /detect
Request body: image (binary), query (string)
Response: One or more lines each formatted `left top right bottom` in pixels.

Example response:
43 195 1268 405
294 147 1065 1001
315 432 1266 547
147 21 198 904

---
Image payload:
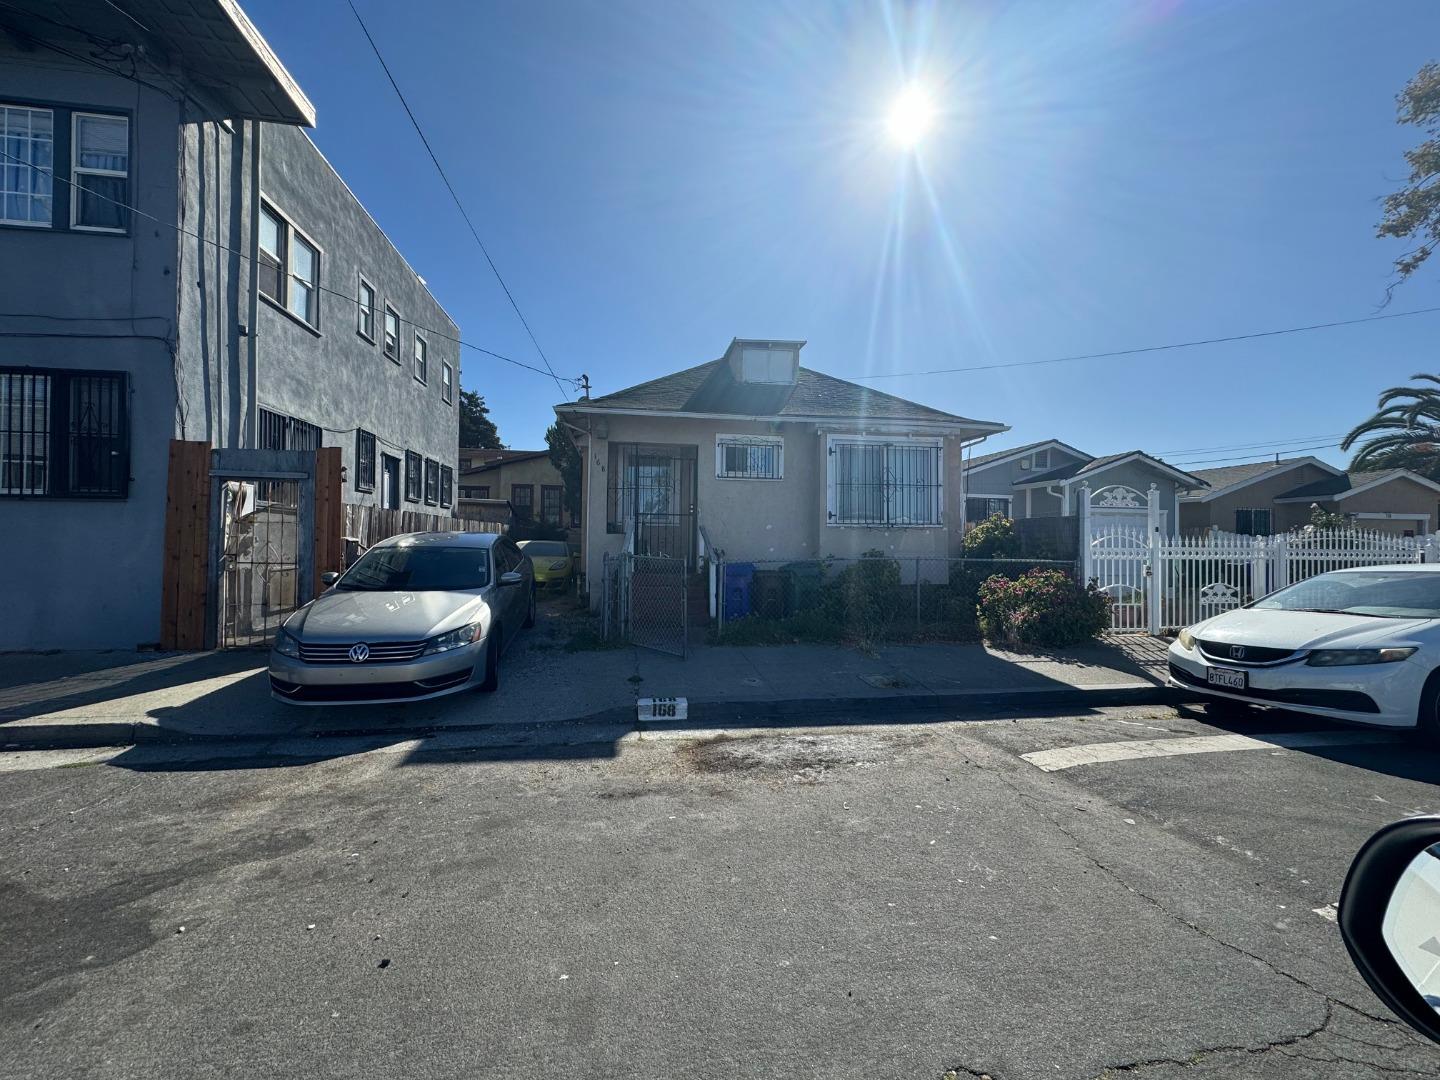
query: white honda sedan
1167 564 1440 735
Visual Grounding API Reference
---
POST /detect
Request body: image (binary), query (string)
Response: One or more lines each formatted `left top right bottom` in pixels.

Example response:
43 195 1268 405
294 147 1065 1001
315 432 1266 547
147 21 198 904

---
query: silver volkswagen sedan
269 531 534 705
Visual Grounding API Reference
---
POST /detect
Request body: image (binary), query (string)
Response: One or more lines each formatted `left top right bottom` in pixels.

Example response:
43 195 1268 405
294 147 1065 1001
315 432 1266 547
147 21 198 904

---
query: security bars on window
829 441 942 527
1 368 128 498
716 435 783 480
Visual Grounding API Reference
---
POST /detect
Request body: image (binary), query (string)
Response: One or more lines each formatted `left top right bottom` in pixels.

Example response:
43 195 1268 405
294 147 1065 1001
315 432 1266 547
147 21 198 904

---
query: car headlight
423 622 482 655
273 627 302 658
1177 627 1196 651
1306 647 1417 667
548 560 568 571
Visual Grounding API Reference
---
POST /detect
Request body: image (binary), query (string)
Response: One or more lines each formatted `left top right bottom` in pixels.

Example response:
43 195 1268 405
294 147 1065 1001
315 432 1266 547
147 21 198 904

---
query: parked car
1167 564 1440 735
517 539 574 590
269 532 534 705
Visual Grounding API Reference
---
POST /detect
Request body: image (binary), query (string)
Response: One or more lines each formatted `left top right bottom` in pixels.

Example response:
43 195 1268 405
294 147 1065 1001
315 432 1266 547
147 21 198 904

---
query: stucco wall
572 412 973 604
0 50 181 649
1328 478 1439 535
1178 463 1335 534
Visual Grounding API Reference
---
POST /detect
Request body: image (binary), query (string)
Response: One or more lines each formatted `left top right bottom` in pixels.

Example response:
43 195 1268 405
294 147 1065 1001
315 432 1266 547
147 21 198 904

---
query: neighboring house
1180 457 1440 536
0 1 459 649
456 448 576 535
554 337 1008 605
963 440 1204 532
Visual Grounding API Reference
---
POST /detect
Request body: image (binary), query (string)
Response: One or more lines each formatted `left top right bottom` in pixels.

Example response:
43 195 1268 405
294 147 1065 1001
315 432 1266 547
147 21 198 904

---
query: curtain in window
73 114 128 230
1 106 53 226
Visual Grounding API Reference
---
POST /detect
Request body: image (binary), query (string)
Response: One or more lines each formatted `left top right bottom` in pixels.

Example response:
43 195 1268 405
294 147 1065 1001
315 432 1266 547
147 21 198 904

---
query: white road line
1021 730 1403 772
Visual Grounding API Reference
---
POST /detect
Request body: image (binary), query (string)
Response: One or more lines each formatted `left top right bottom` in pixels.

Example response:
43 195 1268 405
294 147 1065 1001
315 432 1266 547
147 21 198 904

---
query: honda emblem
1229 645 1246 661
348 642 370 663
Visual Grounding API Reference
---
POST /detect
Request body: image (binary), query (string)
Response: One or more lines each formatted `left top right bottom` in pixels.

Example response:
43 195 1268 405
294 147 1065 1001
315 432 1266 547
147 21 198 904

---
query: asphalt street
3 703 1440 1079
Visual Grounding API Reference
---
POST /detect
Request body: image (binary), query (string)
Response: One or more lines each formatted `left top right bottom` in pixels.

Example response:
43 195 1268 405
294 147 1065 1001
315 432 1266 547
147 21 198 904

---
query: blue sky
246 0 1440 470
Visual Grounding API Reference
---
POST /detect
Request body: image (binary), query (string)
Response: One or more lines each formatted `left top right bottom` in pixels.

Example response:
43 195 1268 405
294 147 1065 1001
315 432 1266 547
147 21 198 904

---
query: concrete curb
0 682 1191 752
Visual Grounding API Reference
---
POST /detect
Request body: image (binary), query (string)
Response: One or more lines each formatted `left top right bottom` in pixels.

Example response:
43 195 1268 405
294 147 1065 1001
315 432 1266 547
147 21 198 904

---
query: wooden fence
342 503 504 554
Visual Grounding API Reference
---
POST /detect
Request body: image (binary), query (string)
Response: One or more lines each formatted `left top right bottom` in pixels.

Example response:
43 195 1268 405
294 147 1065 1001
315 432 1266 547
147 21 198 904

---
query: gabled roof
1273 469 1440 503
1012 450 1206 490
460 449 551 478
1181 456 1345 504
560 359 1005 430
964 439 1091 472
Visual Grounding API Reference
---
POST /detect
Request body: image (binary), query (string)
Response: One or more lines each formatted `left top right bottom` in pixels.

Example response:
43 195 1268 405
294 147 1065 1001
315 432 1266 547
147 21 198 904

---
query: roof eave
554 402 1007 433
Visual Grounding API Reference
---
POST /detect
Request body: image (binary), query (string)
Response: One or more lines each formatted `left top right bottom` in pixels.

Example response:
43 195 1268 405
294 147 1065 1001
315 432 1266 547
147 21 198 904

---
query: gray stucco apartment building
0 1 459 649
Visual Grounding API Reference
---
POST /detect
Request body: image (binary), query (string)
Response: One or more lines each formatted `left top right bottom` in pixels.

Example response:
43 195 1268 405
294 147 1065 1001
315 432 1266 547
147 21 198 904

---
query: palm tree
1341 374 1440 479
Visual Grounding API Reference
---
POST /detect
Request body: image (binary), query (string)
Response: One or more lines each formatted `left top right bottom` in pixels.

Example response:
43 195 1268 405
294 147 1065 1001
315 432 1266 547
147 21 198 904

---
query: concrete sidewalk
0 611 1176 750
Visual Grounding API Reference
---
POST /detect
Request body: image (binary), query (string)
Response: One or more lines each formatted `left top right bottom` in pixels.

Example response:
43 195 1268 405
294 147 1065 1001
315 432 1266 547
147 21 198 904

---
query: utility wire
0 147 581 387
1172 441 1344 467
344 0 569 400
851 307 1440 381
1155 432 1347 456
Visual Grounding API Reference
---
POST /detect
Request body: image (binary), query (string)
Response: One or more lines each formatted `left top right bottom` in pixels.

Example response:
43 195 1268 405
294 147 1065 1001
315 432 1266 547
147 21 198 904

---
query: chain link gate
601 553 688 657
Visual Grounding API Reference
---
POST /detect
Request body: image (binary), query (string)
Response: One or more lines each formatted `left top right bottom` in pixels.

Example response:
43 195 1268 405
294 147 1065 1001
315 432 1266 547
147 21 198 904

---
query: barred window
258 407 321 451
355 429 376 492
715 434 783 480
965 496 1010 523
1 368 128 498
404 451 422 502
827 439 942 527
440 465 453 508
424 458 439 505
1235 507 1272 536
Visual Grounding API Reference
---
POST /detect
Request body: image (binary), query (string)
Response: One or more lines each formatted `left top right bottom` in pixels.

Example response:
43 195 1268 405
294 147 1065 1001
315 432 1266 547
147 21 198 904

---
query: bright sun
886 84 935 148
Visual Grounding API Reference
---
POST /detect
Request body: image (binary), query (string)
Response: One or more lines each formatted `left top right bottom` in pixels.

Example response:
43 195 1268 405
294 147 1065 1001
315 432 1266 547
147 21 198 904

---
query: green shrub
963 514 1020 558
976 568 1109 648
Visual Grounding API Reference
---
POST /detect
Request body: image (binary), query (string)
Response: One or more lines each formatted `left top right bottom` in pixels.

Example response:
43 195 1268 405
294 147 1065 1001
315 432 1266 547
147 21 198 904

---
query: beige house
457 448 575 533
554 338 1008 604
1179 457 1440 536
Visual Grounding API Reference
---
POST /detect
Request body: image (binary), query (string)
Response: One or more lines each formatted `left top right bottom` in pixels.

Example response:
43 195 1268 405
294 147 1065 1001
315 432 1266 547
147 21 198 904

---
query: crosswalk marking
1021 730 1402 772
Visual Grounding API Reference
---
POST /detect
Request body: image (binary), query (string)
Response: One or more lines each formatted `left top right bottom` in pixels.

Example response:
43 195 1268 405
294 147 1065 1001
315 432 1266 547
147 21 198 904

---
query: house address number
638 697 687 721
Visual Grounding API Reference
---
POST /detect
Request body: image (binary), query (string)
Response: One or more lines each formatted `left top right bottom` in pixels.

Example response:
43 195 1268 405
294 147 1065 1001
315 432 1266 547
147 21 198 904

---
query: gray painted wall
964 444 1088 518
1 47 459 649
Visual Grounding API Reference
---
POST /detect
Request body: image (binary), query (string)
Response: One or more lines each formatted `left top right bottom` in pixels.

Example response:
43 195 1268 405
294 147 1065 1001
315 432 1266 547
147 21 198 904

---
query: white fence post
1145 483 1161 634
1078 483 1092 583
1251 537 1269 603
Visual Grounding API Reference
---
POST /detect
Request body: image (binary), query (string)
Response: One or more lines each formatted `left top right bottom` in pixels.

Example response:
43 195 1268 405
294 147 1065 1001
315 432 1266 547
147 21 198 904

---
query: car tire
479 632 500 693
523 587 536 629
1414 673 1440 745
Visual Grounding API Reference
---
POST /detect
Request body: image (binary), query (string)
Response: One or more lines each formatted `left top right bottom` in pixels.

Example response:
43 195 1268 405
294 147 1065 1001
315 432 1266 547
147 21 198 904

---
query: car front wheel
1415 674 1440 746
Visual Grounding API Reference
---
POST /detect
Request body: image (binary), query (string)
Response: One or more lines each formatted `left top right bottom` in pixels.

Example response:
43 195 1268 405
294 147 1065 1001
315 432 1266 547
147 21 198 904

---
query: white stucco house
554 338 1009 607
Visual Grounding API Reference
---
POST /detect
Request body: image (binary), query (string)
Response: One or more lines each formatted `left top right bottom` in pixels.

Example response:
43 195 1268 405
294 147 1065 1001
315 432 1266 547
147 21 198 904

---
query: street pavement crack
1090 1002 1333 1077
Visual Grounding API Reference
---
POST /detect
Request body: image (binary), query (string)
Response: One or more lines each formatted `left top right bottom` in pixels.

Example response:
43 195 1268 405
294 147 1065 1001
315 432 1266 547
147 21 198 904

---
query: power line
344 0 569 400
1154 432 1347 456
850 307 1440 381
0 147 581 388
1173 441 1344 467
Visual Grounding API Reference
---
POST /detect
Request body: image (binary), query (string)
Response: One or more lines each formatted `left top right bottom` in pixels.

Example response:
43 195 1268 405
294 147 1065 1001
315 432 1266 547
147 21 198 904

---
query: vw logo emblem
348 642 371 663
1229 645 1246 661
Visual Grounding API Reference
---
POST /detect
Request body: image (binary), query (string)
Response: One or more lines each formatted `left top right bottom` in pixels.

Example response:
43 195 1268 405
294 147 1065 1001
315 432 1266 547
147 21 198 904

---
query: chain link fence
600 552 689 657
714 554 1078 644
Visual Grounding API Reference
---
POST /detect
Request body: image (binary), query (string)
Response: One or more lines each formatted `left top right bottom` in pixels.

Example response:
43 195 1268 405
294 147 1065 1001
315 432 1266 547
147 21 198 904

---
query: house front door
616 444 696 567
380 454 400 509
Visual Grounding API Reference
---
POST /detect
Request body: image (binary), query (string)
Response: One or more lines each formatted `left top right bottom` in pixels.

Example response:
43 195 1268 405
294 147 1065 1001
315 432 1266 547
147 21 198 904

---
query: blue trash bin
723 562 755 619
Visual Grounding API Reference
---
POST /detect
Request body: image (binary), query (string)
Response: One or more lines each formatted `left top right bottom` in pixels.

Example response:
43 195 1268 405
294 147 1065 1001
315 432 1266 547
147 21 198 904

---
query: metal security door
627 554 687 657
617 444 697 568
208 448 315 649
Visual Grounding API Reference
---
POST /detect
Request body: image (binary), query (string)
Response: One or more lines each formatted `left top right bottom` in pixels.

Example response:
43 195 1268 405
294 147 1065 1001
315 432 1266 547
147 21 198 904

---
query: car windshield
1251 571 1440 619
520 541 569 557
338 545 490 591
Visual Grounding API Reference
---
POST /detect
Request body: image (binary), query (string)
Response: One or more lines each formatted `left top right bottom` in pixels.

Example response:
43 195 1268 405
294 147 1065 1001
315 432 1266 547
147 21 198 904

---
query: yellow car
517 539 575 590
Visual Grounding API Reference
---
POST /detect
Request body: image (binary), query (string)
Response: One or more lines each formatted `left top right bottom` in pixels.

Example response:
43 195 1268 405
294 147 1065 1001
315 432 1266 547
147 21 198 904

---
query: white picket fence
1087 526 1440 635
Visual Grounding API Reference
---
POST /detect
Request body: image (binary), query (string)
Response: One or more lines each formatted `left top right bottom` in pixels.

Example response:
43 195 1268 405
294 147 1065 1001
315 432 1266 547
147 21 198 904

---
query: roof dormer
725 338 805 386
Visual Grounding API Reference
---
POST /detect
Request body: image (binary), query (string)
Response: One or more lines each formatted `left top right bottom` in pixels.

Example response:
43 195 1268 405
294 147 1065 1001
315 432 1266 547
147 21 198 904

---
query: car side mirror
499 571 524 587
1340 816 1440 1045
321 571 340 587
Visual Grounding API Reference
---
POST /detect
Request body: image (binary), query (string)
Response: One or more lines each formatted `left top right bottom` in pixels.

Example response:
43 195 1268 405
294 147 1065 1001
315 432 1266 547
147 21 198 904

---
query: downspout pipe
245 119 261 447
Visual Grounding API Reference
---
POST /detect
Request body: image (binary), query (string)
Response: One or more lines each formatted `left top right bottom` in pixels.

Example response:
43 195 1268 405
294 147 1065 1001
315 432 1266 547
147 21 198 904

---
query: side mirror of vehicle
321 571 340 587
1340 815 1440 1045
499 571 524 587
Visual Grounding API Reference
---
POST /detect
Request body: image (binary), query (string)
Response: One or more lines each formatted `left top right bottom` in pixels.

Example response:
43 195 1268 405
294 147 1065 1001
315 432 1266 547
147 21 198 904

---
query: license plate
1207 667 1247 691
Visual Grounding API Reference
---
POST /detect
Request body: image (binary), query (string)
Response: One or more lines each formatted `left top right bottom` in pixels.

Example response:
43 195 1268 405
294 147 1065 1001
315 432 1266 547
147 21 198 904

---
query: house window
355 429 376 492
404 450 421 502
414 334 427 384
424 458 439 505
1 368 129 498
511 483 534 520
541 484 563 526
460 485 490 500
383 306 400 361
0 105 54 227
965 496 1010 523
357 277 376 341
1030 448 1051 470
441 361 453 404
440 465 453 508
1234 507 1273 536
71 113 129 232
739 345 797 384
827 439 942 527
715 434 783 480
257 202 319 328
258 407 321 451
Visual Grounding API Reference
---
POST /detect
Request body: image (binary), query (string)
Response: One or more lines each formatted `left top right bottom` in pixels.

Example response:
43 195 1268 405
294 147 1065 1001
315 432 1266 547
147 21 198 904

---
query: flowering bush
976 568 1110 647
963 514 1020 558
